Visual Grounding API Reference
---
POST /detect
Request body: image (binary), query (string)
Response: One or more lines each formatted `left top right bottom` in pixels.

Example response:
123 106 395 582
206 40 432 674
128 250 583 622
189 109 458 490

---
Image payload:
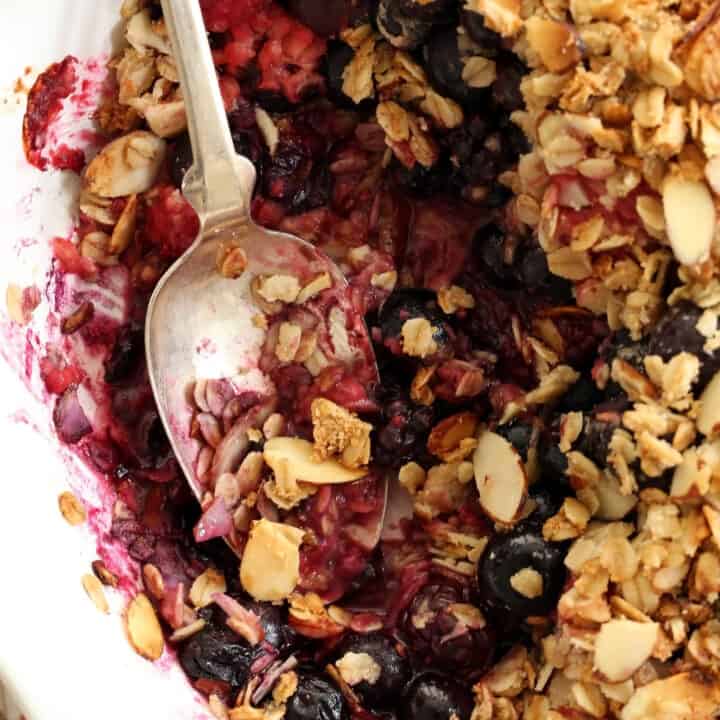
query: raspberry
143 186 200 259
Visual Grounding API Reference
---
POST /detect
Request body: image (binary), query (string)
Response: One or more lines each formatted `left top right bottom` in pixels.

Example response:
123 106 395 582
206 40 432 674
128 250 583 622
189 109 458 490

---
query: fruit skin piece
333 632 410 709
594 619 659 683
477 528 566 619
662 175 715 266
400 672 474 720
263 437 367 485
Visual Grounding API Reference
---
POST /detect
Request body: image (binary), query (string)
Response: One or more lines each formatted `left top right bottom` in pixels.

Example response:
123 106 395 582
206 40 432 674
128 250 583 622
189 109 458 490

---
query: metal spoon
146 0 386 550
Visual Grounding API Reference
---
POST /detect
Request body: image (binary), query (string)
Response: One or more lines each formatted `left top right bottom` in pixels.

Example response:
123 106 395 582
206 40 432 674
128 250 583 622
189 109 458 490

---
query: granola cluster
497 0 720 338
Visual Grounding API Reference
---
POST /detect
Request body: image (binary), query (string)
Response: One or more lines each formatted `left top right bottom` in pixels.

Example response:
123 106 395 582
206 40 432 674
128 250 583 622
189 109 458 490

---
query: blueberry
556 375 603 413
516 245 549 289
378 289 452 357
393 156 453 197
424 29 487 105
472 224 511 281
647 301 720 389
179 599 296 694
377 0 433 49
538 440 569 479
477 528 567 619
403 584 495 678
576 415 619 468
179 620 254 692
169 133 193 189
496 421 534 461
285 674 348 720
519 486 563 530
326 40 356 101
105 326 144 384
461 10 503 51
492 54 526 113
401 673 474 720
334 633 409 709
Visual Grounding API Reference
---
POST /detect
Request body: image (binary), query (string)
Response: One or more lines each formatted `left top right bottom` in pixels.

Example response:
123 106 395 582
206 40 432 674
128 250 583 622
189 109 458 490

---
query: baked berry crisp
18 0 720 718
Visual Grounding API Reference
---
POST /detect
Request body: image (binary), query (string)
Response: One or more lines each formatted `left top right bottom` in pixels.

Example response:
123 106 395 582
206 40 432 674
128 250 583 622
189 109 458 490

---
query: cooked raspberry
143 186 200 259
52 237 97 279
200 0 271 32
39 355 85 395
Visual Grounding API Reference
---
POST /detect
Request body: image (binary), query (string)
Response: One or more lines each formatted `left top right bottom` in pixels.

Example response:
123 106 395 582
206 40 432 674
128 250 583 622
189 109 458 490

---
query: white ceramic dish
0 3 211 718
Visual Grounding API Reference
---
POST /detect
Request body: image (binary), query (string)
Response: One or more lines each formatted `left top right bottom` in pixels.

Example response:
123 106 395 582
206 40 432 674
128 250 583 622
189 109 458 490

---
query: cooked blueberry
424 29 487 105
538 440 569 479
326 40 355 100
285 674 348 720
374 379 435 467
403 584 495 678
393 156 453 197
472 224 510 281
334 633 409 709
378 289 452 357
520 486 563 530
180 598 296 694
179 620 254 691
105 326 144 384
516 245 549 289
377 0 433 49
477 528 567 619
495 421 533 461
461 10 503 51
401 673 474 720
556 375 603 413
576 414 620 468
647 300 720 389
492 54 526 112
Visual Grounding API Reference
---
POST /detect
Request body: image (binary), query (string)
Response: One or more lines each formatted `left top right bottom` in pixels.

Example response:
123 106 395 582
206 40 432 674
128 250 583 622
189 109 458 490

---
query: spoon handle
161 0 256 225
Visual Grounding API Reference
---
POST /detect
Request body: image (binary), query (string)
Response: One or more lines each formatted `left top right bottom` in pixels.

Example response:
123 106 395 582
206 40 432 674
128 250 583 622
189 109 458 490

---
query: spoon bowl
147 0 385 551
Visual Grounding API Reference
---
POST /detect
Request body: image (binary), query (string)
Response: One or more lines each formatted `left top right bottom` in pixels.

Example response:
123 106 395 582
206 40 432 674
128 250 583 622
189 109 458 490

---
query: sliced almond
85 130 166 198
621 672 720 720
662 175 715 266
58 491 86 526
82 573 109 614
240 519 305 602
595 473 637 520
263 437 366 485
594 619 658 682
473 430 528 524
697 369 720 437
189 567 226 609
126 593 164 661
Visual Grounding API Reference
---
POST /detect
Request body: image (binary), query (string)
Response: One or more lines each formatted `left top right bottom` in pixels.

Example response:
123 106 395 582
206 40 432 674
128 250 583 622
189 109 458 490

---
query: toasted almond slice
85 130 166 198
82 573 109 614
189 567 226 609
525 18 580 72
595 473 637 520
92 560 119 587
621 672 720 720
263 437 366 485
473 430 527 524
697 369 720 437
58 491 86 526
240 519 305 602
126 593 164 661
594 619 658 682
662 175 715 266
